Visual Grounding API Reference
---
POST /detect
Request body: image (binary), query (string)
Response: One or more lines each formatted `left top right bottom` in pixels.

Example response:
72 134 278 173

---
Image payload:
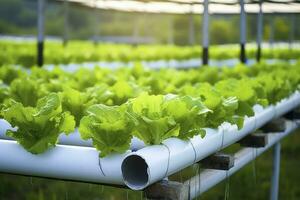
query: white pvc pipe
218 91 300 148
0 119 13 140
44 58 296 71
59 129 92 146
121 92 300 190
187 120 298 199
0 140 128 185
275 91 300 118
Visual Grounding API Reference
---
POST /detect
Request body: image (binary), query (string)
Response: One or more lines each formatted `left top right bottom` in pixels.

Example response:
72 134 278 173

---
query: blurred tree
210 19 235 44
274 17 289 41
0 0 298 45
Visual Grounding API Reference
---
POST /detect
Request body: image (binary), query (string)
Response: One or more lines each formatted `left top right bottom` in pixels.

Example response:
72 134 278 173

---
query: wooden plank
199 153 234 170
284 107 300 120
144 180 189 200
261 118 286 133
239 133 268 148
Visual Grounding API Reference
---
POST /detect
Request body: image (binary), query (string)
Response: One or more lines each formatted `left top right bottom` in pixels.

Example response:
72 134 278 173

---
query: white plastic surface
0 140 127 185
122 145 170 190
190 128 223 161
162 138 196 175
275 92 300 118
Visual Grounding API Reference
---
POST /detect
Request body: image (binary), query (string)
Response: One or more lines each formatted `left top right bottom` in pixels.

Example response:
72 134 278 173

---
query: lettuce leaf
0 83 9 104
2 93 75 154
9 77 41 107
163 95 211 139
0 65 24 85
79 104 134 157
60 87 94 126
127 93 179 145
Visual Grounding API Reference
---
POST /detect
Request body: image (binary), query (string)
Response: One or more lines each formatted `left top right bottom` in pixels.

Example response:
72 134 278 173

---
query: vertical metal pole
270 143 281 200
63 0 69 46
289 14 295 50
168 17 174 45
37 0 45 67
256 0 263 62
93 0 99 45
202 0 209 65
189 4 195 45
240 0 246 63
269 16 274 49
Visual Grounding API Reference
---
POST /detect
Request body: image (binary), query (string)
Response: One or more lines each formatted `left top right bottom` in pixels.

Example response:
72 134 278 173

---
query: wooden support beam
144 180 189 200
261 118 286 133
199 153 234 170
239 133 268 148
284 108 300 120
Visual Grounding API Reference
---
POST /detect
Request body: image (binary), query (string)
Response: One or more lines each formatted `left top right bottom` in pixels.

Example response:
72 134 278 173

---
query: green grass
0 129 299 200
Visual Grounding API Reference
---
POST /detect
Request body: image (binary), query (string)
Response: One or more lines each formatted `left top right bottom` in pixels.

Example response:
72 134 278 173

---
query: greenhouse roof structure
57 0 300 14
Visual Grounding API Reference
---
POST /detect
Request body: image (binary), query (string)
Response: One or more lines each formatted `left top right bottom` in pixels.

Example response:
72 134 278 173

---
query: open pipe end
121 154 149 190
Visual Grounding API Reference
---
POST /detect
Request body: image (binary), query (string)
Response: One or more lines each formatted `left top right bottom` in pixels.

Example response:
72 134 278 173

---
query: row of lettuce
1 41 300 67
0 62 299 157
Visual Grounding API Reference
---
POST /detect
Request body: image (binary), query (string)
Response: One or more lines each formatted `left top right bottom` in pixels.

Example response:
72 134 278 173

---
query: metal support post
37 0 45 67
269 16 274 49
93 0 99 45
239 0 247 63
256 0 263 62
202 0 209 65
63 0 69 46
289 14 295 50
270 143 281 200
